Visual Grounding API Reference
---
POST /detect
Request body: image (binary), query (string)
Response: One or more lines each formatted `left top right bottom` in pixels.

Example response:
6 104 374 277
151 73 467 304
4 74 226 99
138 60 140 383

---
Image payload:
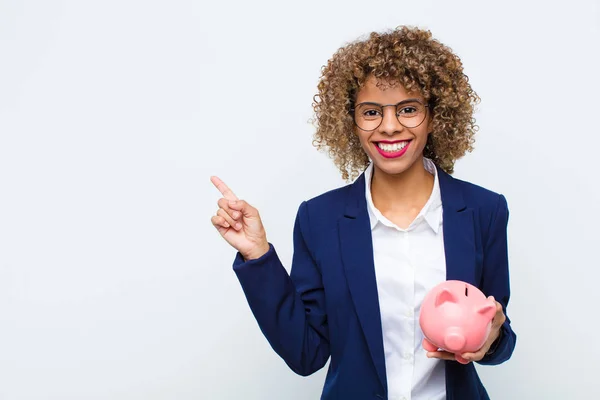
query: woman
210 25 516 400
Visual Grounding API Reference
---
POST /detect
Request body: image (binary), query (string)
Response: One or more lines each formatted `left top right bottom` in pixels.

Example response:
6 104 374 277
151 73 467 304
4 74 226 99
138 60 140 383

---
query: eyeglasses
349 99 430 131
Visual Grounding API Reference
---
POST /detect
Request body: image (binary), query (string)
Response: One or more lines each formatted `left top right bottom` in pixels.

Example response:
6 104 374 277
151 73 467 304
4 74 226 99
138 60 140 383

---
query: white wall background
1 0 598 399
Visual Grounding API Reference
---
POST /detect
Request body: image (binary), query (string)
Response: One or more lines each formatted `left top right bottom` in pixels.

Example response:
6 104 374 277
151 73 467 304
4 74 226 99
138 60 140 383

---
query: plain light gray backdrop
1 0 599 399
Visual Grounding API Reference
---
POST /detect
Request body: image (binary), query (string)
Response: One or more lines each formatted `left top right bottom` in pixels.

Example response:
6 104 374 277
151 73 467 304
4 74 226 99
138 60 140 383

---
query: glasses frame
349 99 431 131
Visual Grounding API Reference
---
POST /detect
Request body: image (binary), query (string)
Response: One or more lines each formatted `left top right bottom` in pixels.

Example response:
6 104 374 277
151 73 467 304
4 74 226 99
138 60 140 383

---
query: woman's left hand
426 296 506 363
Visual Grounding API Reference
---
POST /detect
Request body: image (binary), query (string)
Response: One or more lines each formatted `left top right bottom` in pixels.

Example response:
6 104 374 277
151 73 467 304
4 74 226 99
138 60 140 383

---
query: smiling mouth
373 140 412 158
375 140 411 152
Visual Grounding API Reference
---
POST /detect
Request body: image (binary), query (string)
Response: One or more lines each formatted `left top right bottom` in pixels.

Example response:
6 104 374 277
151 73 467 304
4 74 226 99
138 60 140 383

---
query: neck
370 156 434 213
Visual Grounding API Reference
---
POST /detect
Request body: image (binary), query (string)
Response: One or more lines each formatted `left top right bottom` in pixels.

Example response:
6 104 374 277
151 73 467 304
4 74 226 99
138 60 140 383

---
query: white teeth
378 141 408 152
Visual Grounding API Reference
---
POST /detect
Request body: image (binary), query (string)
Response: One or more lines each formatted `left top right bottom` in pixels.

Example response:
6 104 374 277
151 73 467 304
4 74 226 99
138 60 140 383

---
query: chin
373 160 410 175
374 150 418 166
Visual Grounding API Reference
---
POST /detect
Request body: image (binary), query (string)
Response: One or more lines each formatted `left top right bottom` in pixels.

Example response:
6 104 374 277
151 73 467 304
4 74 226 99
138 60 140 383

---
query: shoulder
447 173 508 212
305 184 351 208
298 183 352 221
292 182 354 241
446 174 509 243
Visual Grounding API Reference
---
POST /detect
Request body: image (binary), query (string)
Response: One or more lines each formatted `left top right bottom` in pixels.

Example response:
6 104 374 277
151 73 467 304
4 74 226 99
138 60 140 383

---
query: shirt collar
364 157 442 233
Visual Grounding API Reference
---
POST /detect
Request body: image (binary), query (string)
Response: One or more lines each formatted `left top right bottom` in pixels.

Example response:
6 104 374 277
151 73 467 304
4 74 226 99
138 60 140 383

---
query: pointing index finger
210 176 239 201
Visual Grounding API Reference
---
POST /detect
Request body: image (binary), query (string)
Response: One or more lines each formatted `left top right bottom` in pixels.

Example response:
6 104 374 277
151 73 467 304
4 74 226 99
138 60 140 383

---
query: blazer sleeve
477 193 517 365
231 200 330 376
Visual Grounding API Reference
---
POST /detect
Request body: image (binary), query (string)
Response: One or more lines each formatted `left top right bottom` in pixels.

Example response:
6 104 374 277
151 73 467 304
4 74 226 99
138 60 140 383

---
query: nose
378 105 404 135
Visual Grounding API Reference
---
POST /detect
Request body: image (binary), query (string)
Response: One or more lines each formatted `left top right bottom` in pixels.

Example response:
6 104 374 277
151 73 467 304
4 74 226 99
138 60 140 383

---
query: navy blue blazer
232 164 516 400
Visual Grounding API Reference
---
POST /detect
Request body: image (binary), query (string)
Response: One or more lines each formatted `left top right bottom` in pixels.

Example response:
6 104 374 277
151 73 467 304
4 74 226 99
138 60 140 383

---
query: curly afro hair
311 25 481 182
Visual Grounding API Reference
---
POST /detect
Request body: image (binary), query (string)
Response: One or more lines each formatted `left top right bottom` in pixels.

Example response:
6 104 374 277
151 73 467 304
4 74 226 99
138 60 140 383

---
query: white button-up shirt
364 157 447 400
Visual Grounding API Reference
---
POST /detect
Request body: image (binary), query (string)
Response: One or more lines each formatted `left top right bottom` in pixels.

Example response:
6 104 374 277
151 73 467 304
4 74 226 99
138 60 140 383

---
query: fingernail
235 223 242 230
229 200 236 206
232 211 239 219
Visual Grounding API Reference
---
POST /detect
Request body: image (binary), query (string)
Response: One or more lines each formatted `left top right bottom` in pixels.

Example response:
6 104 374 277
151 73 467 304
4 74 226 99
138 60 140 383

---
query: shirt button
406 309 414 318
404 353 413 361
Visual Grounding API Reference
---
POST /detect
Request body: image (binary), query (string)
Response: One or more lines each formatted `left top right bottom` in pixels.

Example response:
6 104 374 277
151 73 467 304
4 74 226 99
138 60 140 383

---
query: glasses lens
354 103 383 131
397 101 427 128
353 101 427 130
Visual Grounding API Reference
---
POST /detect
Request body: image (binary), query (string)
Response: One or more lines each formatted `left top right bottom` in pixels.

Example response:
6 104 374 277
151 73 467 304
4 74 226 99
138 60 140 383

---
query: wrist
242 242 270 261
486 327 503 356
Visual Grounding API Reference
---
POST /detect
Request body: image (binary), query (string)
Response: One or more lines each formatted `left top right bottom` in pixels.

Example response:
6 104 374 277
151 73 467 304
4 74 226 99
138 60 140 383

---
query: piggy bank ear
477 304 496 320
435 288 457 307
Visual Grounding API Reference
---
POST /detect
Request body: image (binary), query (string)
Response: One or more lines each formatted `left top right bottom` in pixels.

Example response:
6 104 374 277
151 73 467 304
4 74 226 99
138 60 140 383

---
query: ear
435 288 457 307
477 303 496 320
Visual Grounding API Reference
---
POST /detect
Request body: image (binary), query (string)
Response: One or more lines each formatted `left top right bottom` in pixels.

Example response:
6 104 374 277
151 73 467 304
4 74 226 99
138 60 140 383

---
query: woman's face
353 75 433 177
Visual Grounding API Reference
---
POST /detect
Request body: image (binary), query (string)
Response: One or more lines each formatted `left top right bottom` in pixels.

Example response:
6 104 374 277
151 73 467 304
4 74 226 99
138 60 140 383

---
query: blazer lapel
437 166 477 285
339 172 388 394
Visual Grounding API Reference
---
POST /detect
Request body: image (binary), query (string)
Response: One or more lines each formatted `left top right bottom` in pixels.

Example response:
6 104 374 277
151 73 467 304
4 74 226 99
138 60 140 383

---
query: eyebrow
357 98 423 105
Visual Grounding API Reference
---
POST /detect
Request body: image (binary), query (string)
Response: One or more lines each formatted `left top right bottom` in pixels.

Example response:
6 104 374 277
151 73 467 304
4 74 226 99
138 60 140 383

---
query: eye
363 109 381 117
398 106 418 115
465 286 469 296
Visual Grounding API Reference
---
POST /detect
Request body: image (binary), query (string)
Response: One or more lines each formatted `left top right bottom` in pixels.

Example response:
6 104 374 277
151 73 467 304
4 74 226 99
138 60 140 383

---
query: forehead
356 75 423 103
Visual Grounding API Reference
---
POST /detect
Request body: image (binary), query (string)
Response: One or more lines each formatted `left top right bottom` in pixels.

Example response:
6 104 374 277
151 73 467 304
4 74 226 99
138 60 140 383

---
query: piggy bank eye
464 286 469 296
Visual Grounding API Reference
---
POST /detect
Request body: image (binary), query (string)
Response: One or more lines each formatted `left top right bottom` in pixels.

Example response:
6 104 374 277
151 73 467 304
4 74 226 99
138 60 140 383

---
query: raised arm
210 176 330 375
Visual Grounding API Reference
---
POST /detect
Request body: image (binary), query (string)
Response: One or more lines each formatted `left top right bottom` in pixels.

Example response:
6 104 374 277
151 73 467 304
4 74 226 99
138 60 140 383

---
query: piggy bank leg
454 354 469 364
422 338 439 352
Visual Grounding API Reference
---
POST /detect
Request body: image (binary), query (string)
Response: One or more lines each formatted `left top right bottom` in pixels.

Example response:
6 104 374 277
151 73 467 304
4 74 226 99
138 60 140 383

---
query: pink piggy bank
419 280 496 364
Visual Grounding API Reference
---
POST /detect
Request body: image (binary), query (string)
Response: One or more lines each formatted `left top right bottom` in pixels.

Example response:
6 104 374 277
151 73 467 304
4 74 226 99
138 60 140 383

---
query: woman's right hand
210 176 270 261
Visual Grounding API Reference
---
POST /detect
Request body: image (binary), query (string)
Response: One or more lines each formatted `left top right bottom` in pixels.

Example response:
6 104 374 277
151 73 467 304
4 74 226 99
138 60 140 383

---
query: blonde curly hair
311 25 481 182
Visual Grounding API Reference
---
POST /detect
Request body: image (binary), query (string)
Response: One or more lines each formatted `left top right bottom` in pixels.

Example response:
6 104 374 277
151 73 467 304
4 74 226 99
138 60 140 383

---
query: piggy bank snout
443 331 466 352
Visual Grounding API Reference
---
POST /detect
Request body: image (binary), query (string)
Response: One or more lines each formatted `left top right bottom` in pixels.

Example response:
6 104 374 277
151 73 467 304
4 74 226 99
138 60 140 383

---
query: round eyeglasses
349 100 430 131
